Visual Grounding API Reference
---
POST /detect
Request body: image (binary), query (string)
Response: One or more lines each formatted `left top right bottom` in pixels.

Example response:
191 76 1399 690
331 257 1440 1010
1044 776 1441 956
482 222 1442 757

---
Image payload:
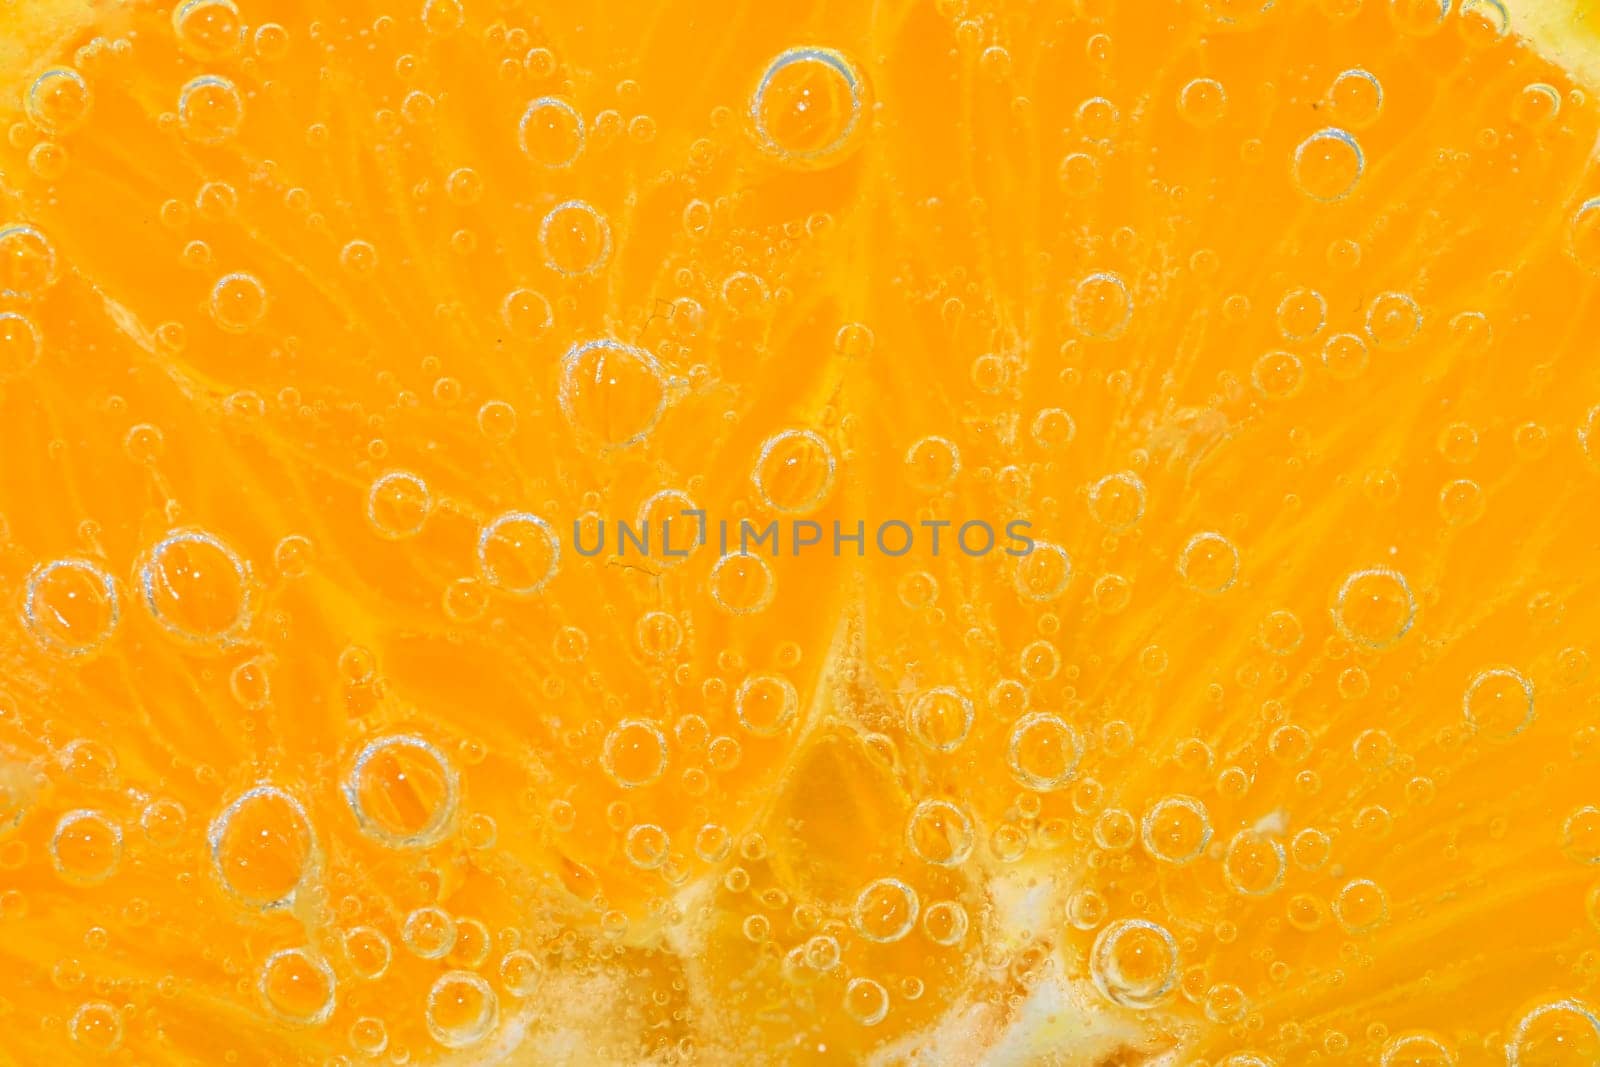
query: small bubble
751 47 866 166
853 878 918 942
923 899 969 945
753 429 837 514
0 311 41 377
1507 999 1600 1066
518 96 585 168
172 0 243 60
500 288 552 339
904 435 961 492
1563 807 1600 864
1327 69 1383 129
26 68 93 135
178 74 245 143
23 558 119 656
1292 127 1364 202
0 223 60 299
601 719 668 788
51 810 123 885
1457 0 1509 41
1141 795 1212 865
1090 918 1178 1009
1462 665 1534 739
1380 1032 1454 1067
344 734 459 847
427 970 498 1048
1070 271 1133 339
69 1000 122 1052
1276 287 1327 341
349 1017 388 1056
138 528 252 645
1177 77 1227 127
1088 471 1147 530
844 976 889 1025
623 823 670 869
907 799 974 866
1015 542 1072 601
343 926 392 980
421 0 466 33
210 271 268 332
1178 531 1240 593
259 949 335 1026
908 686 974 753
1512 83 1562 129
734 673 798 737
1366 291 1422 348
559 339 666 447
209 785 315 907
1333 878 1388 933
710 553 775 615
367 471 432 539
1222 829 1287 896
500 949 542 996
1007 712 1081 791
404 906 458 959
540 199 611 276
477 512 559 595
1332 567 1415 649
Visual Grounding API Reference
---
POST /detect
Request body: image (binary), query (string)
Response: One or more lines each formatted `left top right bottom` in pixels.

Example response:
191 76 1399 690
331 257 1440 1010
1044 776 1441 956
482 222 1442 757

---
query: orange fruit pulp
3 0 1600 1063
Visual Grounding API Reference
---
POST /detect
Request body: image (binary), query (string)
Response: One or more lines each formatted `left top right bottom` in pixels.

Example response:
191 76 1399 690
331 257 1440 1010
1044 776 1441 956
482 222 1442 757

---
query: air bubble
907 799 975 866
1333 878 1388 933
1090 918 1178 1009
904 435 961 492
751 47 866 166
367 471 433 539
540 200 611 276
138 528 253 645
404 906 458 959
1007 712 1081 791
500 949 542 996
173 0 243 60
69 1000 122 1052
1292 128 1364 202
1070 271 1133 339
178 75 245 143
908 686 974 753
1141 795 1211 865
0 311 41 378
51 810 122 885
1222 829 1287 896
1177 532 1240 593
559 339 666 447
0 224 60 299
1507 999 1600 1066
1177 77 1227 127
710 553 775 615
1327 69 1383 129
853 878 918 942
519 97 585 167
1463 666 1535 739
1015 542 1072 601
23 558 118 656
1380 1031 1455 1067
922 900 969 945
1088 471 1147 530
344 734 459 847
477 512 559 595
210 271 268 332
259 949 335 1026
624 823 670 869
26 68 92 135
343 926 392 980
1332 567 1415 649
1276 287 1327 340
1366 291 1422 348
602 719 668 788
734 673 799 737
753 429 837 514
844 976 889 1025
427 971 498 1048
209 785 315 907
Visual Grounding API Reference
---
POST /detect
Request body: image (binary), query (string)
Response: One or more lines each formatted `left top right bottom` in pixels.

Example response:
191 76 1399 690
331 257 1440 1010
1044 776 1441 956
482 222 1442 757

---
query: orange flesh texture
2 0 1600 1064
